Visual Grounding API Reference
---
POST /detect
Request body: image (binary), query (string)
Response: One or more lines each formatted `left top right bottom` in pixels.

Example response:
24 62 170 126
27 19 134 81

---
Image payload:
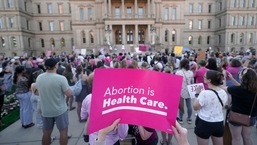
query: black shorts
194 116 224 139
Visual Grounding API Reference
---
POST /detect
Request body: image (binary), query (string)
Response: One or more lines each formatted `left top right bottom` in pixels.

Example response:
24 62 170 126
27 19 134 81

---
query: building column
244 32 247 45
135 24 138 45
152 0 155 18
17 15 21 30
104 0 107 18
122 0 125 18
1 0 5 10
226 32 229 45
122 24 126 44
148 24 151 43
158 27 161 44
147 0 150 18
253 32 257 45
159 3 161 20
110 25 113 43
135 0 138 18
236 32 238 45
96 27 99 44
156 2 159 21
108 0 111 18
101 28 105 45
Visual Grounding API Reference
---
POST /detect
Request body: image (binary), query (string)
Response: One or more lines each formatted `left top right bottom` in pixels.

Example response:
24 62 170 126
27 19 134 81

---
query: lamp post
105 25 112 51
150 25 156 51
105 25 112 42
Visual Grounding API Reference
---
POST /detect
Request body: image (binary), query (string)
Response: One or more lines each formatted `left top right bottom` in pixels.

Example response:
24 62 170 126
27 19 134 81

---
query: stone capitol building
0 0 256 56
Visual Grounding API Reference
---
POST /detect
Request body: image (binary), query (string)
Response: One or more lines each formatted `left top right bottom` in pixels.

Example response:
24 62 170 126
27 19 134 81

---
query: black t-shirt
228 86 257 117
133 126 158 145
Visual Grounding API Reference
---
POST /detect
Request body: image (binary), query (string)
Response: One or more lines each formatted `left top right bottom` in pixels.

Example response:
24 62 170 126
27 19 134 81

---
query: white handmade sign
187 83 205 98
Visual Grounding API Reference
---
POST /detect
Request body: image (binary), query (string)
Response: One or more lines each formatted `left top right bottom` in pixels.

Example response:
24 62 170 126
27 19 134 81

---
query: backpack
70 79 82 96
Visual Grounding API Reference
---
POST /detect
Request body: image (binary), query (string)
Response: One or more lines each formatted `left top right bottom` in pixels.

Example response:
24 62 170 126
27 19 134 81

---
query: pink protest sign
88 68 183 134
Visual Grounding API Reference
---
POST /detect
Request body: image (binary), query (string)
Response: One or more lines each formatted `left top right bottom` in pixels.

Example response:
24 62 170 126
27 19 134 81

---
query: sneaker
83 134 89 142
187 119 192 124
23 123 35 129
69 107 76 111
51 136 56 143
177 118 183 125
68 134 72 139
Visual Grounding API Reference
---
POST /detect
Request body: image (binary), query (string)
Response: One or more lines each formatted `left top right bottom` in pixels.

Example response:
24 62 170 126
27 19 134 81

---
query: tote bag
70 79 82 96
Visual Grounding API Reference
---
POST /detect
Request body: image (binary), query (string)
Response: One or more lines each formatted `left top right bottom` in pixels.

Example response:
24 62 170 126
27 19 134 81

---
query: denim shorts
42 111 69 130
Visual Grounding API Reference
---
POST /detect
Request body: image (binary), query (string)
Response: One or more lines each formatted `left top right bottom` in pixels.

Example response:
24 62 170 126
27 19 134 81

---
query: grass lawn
0 108 19 132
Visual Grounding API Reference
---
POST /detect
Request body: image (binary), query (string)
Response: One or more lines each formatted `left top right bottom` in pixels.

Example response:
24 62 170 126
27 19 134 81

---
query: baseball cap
45 58 57 69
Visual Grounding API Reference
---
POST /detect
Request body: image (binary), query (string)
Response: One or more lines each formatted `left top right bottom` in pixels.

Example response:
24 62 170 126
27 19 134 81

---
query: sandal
69 107 76 111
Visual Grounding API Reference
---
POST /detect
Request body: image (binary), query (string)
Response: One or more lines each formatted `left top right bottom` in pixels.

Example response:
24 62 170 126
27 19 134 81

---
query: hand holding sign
195 85 203 94
89 69 183 134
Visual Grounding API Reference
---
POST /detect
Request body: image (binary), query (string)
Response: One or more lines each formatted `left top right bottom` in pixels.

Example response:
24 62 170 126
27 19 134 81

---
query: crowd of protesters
0 48 257 145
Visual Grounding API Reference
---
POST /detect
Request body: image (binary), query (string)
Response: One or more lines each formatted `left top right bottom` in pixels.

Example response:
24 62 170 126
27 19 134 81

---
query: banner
187 83 205 98
81 49 87 55
139 45 147 52
88 69 183 134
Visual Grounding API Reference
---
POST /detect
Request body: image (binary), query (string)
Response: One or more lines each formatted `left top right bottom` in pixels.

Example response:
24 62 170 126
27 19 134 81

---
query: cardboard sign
174 46 183 55
81 49 87 55
46 49 52 57
187 83 205 98
139 45 147 52
88 69 183 134
196 51 206 63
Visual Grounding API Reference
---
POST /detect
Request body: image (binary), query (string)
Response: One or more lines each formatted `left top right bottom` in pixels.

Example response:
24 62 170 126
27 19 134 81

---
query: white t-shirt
197 89 228 122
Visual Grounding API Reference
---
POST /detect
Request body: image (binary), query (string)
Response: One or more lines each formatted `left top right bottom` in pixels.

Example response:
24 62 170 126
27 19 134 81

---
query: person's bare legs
242 126 252 145
196 136 209 145
161 132 167 144
229 124 242 145
59 128 68 145
77 102 82 121
69 96 75 110
42 129 53 145
167 134 173 145
211 136 223 145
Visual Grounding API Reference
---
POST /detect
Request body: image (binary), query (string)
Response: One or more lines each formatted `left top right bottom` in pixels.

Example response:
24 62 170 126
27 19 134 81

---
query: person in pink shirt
195 60 208 89
226 58 241 87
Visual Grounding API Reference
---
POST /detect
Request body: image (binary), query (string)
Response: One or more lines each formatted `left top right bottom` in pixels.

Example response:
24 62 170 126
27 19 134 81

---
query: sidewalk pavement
1 105 257 145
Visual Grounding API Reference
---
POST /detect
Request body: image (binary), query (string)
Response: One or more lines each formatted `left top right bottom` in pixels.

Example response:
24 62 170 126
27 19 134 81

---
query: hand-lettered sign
187 83 205 98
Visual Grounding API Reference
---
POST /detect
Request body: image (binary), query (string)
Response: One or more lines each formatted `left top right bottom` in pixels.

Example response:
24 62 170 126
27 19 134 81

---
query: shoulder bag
70 79 82 96
228 93 257 126
208 89 224 107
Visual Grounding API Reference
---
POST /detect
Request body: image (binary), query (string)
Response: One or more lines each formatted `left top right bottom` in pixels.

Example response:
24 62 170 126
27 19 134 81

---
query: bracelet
195 93 199 97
